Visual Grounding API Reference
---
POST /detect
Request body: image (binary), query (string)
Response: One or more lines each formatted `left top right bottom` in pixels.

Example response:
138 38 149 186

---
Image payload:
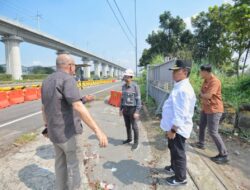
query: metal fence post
146 64 149 102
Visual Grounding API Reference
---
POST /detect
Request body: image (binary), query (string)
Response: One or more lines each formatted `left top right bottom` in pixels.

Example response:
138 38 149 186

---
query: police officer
119 69 142 151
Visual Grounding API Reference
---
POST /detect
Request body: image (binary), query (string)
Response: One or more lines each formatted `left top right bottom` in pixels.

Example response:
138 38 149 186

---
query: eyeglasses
68 63 76 67
123 75 132 78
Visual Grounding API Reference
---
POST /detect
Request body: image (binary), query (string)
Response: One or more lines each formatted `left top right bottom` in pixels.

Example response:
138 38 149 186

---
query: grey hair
56 54 73 68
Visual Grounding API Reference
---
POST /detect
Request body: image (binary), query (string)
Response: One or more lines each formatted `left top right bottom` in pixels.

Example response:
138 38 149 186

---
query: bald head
56 54 76 75
56 54 74 68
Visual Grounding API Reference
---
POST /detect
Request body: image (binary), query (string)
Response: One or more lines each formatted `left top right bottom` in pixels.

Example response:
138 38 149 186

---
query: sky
0 0 235 72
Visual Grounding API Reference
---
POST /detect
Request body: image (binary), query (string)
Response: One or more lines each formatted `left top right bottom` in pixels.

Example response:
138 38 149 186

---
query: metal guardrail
146 60 176 115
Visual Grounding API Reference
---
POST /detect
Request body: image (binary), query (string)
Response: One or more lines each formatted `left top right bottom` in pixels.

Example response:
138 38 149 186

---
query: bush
0 74 12 81
190 63 250 110
222 75 250 109
22 74 48 80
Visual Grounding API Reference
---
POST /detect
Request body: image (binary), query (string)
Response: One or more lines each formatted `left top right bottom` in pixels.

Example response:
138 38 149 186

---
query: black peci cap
169 60 192 70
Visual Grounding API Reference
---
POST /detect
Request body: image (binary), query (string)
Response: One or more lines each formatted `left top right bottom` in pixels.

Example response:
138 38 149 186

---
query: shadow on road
18 164 55 190
36 144 55 160
141 133 167 151
103 160 152 185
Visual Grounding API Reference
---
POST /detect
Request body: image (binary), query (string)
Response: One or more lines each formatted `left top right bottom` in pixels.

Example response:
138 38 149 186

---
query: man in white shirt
160 60 196 186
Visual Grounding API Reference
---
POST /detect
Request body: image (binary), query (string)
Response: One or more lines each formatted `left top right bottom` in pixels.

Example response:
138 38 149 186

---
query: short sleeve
63 77 81 104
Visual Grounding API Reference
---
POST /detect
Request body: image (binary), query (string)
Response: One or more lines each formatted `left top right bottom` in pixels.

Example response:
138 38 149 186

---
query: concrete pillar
84 67 90 79
101 63 108 78
1 35 23 80
93 60 100 77
113 67 116 77
82 57 91 79
118 70 121 78
109 66 114 78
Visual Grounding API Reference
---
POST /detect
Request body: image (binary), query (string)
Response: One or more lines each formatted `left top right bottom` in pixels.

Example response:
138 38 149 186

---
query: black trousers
168 133 186 181
123 106 139 144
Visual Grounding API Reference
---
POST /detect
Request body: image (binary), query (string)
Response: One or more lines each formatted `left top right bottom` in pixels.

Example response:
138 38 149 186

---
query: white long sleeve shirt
160 78 196 139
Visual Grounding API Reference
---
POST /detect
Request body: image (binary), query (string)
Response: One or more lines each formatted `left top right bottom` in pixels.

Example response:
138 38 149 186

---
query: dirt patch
140 105 167 164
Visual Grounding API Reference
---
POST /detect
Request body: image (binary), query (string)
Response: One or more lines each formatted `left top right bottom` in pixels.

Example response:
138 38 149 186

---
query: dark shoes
190 142 205 150
131 143 139 151
166 176 187 186
211 154 229 164
122 139 132 144
165 166 186 186
164 165 175 175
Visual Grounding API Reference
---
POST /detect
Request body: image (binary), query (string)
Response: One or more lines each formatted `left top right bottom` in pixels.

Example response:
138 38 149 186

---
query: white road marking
0 111 42 128
90 83 121 95
0 83 121 128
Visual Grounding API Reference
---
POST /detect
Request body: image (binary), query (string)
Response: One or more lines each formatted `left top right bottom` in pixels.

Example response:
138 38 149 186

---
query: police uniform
120 82 142 146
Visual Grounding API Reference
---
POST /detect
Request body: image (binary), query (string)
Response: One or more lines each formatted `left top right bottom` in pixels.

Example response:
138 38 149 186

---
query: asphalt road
0 82 122 153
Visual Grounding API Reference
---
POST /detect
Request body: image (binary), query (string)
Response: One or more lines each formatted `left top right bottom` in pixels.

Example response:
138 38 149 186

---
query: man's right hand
96 131 108 147
85 95 95 102
72 101 108 147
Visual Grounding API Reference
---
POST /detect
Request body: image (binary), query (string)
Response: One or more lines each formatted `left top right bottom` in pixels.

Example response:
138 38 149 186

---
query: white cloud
184 13 200 32
223 0 234 4
183 17 193 32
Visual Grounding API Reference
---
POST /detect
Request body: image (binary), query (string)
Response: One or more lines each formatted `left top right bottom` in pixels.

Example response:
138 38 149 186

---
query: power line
113 0 135 39
134 0 138 76
105 0 135 47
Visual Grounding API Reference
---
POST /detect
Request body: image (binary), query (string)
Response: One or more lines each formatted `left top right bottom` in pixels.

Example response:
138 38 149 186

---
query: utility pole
134 0 138 77
35 10 42 30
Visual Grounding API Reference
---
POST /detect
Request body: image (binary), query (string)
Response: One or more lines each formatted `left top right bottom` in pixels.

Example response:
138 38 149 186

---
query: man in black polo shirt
41 53 108 190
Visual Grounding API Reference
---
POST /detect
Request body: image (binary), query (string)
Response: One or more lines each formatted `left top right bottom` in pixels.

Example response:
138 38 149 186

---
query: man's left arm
168 91 190 139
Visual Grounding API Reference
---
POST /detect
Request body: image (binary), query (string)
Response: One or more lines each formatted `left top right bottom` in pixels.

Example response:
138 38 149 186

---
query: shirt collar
174 78 189 88
126 83 132 88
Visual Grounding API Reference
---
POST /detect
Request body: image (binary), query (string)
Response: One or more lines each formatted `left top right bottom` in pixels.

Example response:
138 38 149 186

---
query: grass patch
14 132 37 146
238 129 250 142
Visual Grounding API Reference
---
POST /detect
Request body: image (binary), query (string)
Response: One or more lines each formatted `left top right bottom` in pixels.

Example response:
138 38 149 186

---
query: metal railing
146 60 176 115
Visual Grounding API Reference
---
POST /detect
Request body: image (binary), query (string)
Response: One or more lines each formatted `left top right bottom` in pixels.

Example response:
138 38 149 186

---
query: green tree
191 1 250 76
139 11 188 67
191 5 232 68
32 66 54 74
225 0 250 77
